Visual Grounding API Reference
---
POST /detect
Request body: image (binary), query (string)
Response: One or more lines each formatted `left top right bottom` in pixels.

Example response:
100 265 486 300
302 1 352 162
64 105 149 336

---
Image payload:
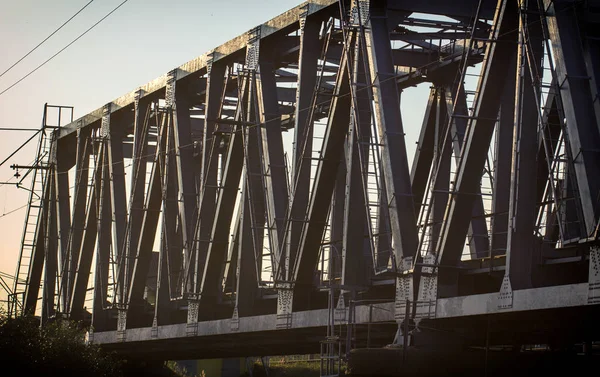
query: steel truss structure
12 0 600 359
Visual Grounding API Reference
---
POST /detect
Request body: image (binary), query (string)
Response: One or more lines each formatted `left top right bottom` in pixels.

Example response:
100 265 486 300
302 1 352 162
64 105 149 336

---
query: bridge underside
13 0 600 359
98 283 600 359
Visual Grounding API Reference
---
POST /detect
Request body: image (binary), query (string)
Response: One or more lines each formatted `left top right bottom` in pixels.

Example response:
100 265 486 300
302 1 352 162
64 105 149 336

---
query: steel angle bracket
186 293 200 336
276 281 294 329
588 246 600 305
498 274 513 310
415 253 438 321
394 256 414 323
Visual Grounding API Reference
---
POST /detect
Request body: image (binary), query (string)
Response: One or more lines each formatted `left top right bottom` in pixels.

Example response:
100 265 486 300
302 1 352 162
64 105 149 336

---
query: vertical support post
127 115 165 320
410 88 437 215
234 181 258 323
105 104 128 304
501 0 543 300
198 74 246 316
194 58 227 293
243 79 267 284
169 70 198 292
436 0 518 296
287 8 320 280
343 26 371 287
55 138 72 314
330 161 345 281
428 87 452 255
153 114 180 327
70 144 102 320
124 90 150 305
545 0 600 236
256 58 289 256
364 1 418 264
443 84 491 259
66 125 91 310
489 68 517 261
92 145 112 331
364 2 418 318
292 28 354 302
42 163 58 324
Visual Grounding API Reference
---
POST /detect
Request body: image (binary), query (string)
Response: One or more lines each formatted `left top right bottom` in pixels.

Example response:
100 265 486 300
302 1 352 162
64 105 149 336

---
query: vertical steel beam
442 85 491 259
92 147 112 329
42 169 58 323
257 59 289 256
105 104 128 303
194 60 227 293
287 13 320 280
410 87 437 215
235 183 258 317
128 116 166 309
293 30 354 291
70 144 103 320
364 2 418 263
429 88 452 254
66 125 91 307
170 71 198 290
199 77 246 309
343 34 371 287
331 157 346 280
535 82 561 208
545 0 600 236
124 91 150 302
242 80 267 281
159 122 181 306
341 116 369 287
222 206 240 298
580 4 600 132
55 138 72 313
504 1 544 291
154 236 171 327
489 69 516 260
437 0 518 293
377 173 392 269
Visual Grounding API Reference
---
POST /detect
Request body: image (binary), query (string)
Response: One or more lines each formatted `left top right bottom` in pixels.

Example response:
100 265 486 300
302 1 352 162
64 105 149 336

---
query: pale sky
0 0 430 300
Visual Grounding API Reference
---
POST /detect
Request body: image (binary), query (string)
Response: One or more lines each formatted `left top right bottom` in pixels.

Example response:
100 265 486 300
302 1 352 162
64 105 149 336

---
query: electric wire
0 0 130 97
0 0 95 80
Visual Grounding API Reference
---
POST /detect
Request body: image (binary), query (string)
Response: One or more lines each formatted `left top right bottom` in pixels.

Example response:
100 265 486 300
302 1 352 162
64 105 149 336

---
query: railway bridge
9 0 600 364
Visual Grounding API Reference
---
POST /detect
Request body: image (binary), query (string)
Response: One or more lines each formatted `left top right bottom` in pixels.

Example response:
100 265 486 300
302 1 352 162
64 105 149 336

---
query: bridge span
10 0 600 362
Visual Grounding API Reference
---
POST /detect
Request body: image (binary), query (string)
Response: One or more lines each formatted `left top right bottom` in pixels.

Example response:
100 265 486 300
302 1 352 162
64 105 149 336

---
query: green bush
0 313 122 377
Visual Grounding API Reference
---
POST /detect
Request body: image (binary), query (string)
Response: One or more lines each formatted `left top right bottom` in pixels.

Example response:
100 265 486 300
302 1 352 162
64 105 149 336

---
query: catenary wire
0 0 130 97
0 0 95 79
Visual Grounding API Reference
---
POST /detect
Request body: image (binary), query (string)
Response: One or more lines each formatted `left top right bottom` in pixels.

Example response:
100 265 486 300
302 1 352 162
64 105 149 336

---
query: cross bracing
11 0 600 358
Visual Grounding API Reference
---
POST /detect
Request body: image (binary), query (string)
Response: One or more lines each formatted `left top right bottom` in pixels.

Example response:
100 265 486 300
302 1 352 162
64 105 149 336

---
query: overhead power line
0 129 41 168
0 0 95 80
0 200 36 219
0 0 130 98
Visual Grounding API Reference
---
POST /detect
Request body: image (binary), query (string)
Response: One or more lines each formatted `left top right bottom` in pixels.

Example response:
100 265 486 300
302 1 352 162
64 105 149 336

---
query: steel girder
435 0 519 297
544 0 600 237
18 0 599 354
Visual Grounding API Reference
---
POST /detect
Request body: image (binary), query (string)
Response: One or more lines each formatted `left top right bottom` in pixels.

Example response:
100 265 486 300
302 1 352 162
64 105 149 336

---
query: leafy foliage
0 313 122 377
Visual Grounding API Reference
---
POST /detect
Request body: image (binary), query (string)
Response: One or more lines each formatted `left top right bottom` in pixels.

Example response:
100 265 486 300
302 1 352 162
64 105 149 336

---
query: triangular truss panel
14 0 600 358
